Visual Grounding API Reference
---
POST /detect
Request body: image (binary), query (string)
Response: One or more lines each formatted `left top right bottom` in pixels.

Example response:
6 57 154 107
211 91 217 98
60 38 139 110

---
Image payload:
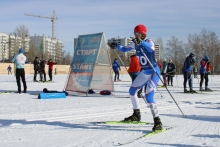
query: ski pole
135 41 186 118
113 49 149 104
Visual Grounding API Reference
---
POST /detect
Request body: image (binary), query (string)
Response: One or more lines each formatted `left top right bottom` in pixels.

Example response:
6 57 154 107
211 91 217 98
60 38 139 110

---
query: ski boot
152 116 163 131
184 88 189 93
200 87 205 91
190 88 197 93
162 83 167 87
124 109 141 122
205 87 212 91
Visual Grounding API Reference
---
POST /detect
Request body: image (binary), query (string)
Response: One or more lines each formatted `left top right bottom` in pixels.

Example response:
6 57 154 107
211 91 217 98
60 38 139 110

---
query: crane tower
24 11 58 39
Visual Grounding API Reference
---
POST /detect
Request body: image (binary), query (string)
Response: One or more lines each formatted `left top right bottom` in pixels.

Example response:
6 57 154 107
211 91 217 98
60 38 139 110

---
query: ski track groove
1 94 219 120
2 99 220 124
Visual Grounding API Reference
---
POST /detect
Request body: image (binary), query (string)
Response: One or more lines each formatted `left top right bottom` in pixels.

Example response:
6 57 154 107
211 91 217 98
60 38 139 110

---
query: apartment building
30 35 63 62
0 32 30 61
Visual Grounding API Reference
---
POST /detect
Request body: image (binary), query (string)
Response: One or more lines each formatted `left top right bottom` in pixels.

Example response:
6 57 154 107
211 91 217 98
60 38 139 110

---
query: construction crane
24 11 58 39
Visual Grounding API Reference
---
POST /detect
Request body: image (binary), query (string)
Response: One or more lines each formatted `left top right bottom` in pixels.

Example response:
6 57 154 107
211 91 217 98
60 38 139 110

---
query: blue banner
71 33 102 73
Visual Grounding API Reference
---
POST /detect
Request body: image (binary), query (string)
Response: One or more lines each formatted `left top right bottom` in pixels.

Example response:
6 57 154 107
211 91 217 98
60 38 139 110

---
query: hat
204 55 209 60
19 48 24 54
189 53 195 57
134 24 147 35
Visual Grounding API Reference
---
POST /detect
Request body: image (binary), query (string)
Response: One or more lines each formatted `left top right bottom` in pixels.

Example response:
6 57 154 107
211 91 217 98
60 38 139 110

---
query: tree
13 25 29 49
25 40 41 63
188 29 220 74
165 36 185 74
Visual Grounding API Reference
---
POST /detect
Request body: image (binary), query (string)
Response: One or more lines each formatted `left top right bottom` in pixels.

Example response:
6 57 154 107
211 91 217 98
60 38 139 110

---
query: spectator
47 59 57 81
40 60 47 82
112 58 121 81
33 56 40 82
166 59 175 86
128 54 142 98
11 48 27 93
7 65 12 75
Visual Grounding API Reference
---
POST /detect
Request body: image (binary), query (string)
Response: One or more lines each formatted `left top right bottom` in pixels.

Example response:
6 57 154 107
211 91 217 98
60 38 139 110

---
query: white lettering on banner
76 49 97 56
137 56 147 65
72 64 93 70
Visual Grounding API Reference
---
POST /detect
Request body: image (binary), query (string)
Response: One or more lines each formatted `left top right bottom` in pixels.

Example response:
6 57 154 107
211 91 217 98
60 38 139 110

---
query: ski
94 121 150 125
118 127 172 145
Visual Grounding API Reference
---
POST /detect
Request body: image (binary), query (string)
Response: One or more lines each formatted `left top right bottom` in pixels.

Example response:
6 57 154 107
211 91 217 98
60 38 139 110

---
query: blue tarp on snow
38 92 66 99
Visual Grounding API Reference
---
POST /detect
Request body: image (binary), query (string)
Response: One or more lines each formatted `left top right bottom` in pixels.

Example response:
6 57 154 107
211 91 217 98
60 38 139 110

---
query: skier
161 58 167 87
128 54 142 98
166 59 175 86
40 60 47 82
33 56 40 82
11 48 27 93
182 53 196 93
112 58 121 81
199 55 211 91
47 59 57 81
7 65 12 75
110 24 163 131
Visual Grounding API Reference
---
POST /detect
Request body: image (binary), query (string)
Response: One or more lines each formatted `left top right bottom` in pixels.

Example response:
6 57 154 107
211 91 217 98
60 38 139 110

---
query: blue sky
0 0 220 54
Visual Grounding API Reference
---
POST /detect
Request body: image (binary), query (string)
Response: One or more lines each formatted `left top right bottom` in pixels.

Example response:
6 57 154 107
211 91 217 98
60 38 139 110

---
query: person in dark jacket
199 55 211 91
112 58 121 81
182 53 196 93
40 60 47 82
128 55 142 98
33 56 40 82
7 65 12 75
166 59 175 86
47 59 57 81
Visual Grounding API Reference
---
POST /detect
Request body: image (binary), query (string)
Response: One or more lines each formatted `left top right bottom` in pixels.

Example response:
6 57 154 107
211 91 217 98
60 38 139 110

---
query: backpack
100 90 111 95
88 89 95 94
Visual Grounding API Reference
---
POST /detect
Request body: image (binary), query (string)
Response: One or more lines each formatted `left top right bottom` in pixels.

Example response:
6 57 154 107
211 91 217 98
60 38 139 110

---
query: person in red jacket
128 55 142 98
47 59 57 81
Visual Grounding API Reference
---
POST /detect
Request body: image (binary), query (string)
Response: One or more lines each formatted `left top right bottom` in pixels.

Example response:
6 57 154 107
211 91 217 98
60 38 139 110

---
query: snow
0 74 220 147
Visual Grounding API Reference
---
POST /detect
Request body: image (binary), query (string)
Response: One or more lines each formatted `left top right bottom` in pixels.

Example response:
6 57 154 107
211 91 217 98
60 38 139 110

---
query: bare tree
13 25 29 49
165 36 186 74
26 40 41 63
188 29 220 74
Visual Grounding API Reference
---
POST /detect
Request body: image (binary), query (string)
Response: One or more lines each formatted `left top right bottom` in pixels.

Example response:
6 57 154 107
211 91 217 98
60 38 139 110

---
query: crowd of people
112 49 212 93
33 57 57 82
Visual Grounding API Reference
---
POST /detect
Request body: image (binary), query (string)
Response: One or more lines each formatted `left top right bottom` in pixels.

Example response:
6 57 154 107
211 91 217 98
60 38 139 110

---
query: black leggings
167 75 173 85
16 69 27 92
114 71 119 81
183 71 192 89
48 69 53 81
200 73 209 87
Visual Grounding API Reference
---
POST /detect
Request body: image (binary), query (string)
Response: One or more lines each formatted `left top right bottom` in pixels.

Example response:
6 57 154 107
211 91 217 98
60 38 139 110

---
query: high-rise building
107 37 135 65
30 35 63 62
0 33 30 61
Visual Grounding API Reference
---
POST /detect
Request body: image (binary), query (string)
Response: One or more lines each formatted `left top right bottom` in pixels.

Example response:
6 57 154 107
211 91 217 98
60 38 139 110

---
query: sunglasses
134 32 141 35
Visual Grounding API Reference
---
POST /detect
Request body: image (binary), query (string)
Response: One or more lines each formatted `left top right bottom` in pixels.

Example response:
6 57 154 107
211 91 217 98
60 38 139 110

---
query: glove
131 37 142 45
